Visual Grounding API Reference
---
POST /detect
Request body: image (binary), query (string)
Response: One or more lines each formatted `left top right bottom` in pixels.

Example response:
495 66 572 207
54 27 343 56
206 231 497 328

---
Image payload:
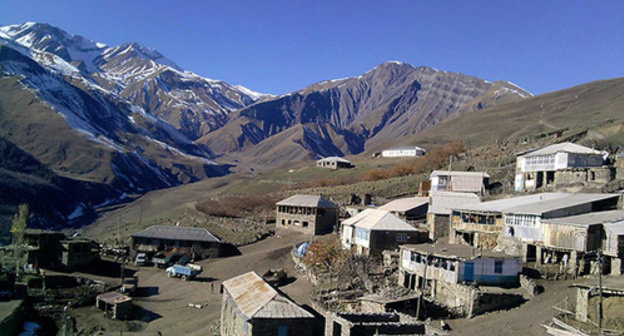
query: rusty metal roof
222 272 314 320
130 225 220 243
97 291 132 305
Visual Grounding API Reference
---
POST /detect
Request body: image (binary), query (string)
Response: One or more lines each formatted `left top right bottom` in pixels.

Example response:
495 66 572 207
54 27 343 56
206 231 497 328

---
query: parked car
135 253 147 266
177 255 189 265
166 264 201 281
152 253 168 268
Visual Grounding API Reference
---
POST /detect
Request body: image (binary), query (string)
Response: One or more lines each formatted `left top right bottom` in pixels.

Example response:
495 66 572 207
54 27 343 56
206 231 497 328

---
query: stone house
325 312 424 336
60 238 99 269
604 219 624 275
276 195 339 235
130 225 221 260
514 142 610 192
220 272 315 336
381 146 426 158
500 193 620 261
538 210 624 276
341 209 427 257
379 196 429 222
429 170 490 194
316 156 354 169
427 192 481 242
398 243 523 317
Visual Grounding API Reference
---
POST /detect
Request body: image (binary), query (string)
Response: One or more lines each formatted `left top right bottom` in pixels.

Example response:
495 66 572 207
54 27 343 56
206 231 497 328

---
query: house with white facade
514 142 609 192
381 146 426 158
341 209 427 257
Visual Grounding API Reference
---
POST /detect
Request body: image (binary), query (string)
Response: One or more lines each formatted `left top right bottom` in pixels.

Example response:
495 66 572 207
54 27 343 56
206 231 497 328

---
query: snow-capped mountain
0 22 269 226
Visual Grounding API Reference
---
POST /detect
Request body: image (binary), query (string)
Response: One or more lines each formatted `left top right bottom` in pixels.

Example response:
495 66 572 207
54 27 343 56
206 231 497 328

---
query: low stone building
427 192 481 242
514 142 609 192
60 238 99 269
379 196 428 222
96 292 132 320
316 156 354 169
538 210 624 276
325 312 425 336
130 225 221 260
430 170 490 194
399 243 523 317
276 195 339 235
341 209 427 257
220 272 315 336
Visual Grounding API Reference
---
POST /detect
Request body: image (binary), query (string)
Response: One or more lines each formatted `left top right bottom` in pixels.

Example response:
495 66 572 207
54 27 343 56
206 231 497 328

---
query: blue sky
1 0 623 95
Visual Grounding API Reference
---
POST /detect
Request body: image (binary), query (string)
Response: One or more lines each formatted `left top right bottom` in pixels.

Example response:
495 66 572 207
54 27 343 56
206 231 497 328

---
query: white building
514 142 607 192
381 146 426 158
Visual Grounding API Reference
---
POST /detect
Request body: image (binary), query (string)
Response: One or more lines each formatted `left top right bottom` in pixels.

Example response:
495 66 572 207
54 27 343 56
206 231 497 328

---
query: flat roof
131 225 220 243
402 243 518 260
453 193 619 215
543 210 624 227
428 191 481 215
605 220 624 235
97 291 132 304
222 272 314 320
520 142 604 158
317 156 352 163
379 197 428 213
276 194 339 208
383 146 426 151
431 170 490 178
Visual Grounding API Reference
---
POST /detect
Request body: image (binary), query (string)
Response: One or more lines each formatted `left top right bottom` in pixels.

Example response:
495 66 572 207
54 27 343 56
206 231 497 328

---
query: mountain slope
200 62 530 167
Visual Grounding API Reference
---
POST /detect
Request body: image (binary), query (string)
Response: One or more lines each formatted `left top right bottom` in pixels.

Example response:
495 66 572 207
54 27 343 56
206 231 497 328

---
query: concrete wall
221 293 252 336
428 213 449 242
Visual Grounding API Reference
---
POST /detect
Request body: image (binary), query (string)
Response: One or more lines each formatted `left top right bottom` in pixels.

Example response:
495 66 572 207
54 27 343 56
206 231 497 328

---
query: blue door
278 325 288 336
464 262 474 282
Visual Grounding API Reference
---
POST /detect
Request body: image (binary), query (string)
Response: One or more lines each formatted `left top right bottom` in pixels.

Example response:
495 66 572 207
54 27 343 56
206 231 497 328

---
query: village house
429 170 490 194
399 243 523 317
316 156 355 169
450 193 619 253
341 209 427 257
381 146 426 158
427 192 481 242
130 225 221 260
0 229 98 270
500 193 620 260
276 194 339 235
220 272 315 336
514 142 610 192
538 210 624 276
379 196 429 222
603 219 624 275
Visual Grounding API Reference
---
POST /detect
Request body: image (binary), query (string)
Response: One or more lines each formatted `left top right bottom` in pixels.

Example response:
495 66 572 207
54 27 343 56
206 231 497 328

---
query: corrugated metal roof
276 194 339 208
520 142 604 158
431 170 490 178
342 209 419 231
455 193 620 216
130 225 220 243
222 272 314 319
379 197 428 213
428 192 481 215
543 210 624 227
317 156 352 163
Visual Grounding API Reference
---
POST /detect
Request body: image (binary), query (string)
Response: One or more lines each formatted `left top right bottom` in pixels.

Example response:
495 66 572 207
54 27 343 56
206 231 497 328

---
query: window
494 260 503 274
302 221 309 227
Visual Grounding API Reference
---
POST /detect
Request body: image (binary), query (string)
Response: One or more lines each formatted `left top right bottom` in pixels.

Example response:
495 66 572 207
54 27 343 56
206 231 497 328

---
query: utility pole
597 248 603 334
416 254 429 320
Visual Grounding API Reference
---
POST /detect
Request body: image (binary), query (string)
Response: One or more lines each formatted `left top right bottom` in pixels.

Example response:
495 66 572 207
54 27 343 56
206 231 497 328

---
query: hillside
201 62 530 168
